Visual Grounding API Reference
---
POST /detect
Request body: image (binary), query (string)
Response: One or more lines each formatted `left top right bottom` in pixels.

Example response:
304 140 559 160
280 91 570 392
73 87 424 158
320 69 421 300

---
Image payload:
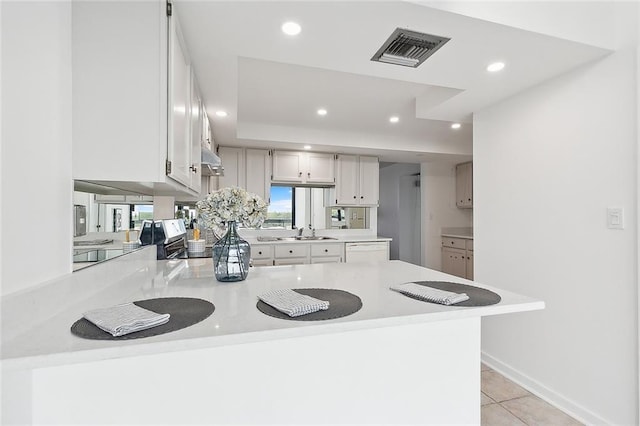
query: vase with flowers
196 187 268 282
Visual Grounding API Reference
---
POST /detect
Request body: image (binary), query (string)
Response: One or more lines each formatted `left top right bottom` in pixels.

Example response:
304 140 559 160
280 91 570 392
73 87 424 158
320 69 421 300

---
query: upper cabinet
456 162 473 209
72 1 203 197
272 151 335 185
216 146 245 189
187 72 203 194
245 149 272 203
330 155 379 206
209 147 271 203
167 11 193 190
202 108 213 152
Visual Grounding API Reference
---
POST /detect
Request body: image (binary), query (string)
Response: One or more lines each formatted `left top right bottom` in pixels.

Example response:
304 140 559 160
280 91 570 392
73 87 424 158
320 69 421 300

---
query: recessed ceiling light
451 123 461 129
317 108 327 116
389 116 399 123
215 110 228 117
281 21 301 36
303 145 312 150
487 62 505 72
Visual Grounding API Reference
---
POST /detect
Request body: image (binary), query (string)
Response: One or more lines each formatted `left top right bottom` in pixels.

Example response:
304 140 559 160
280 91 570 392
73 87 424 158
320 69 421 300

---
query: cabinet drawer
466 239 474 251
311 243 343 257
311 256 342 264
441 237 466 249
274 258 307 266
252 245 273 259
274 244 309 259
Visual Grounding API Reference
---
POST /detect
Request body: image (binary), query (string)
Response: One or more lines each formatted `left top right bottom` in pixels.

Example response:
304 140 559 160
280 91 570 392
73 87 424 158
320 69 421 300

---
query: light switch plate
607 207 624 229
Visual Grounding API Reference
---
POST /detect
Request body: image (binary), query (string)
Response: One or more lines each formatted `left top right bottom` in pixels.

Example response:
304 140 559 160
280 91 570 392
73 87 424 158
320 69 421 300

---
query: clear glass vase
212 221 250 282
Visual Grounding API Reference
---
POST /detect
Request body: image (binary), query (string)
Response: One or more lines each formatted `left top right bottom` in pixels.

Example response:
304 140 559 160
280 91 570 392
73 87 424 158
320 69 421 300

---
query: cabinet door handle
324 249 328 253
353 196 357 199
298 172 302 177
307 172 311 178
289 250 293 254
360 196 364 199
258 251 263 255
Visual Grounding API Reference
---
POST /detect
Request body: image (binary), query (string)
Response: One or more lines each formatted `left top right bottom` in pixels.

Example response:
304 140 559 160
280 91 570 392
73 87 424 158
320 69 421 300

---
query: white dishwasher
345 242 389 263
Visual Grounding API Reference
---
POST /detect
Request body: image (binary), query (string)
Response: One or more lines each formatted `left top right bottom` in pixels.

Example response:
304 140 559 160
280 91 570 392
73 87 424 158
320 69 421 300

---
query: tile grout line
499 396 532 426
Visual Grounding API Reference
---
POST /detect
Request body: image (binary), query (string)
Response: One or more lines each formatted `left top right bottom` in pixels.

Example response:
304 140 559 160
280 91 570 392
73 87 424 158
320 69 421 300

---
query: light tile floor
481 363 583 426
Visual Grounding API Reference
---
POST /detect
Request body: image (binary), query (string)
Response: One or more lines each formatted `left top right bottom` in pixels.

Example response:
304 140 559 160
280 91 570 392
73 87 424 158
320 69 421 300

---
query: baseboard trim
481 351 609 425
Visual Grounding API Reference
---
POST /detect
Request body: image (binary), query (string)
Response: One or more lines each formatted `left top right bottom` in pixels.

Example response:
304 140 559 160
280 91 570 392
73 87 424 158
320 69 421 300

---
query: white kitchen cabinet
72 1 201 196
310 243 344 263
125 195 154 204
216 146 245 189
271 151 335 184
441 246 467 278
441 237 473 279
209 147 271 203
273 258 308 266
306 152 335 183
274 244 310 265
186 71 203 193
93 195 127 204
167 12 193 189
203 110 213 151
465 239 474 280
245 149 272 203
358 156 380 205
93 195 154 204
330 155 379 206
251 245 274 267
456 162 473 208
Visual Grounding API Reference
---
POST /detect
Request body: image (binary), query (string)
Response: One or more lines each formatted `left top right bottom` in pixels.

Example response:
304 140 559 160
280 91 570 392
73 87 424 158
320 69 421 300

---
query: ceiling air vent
371 28 450 68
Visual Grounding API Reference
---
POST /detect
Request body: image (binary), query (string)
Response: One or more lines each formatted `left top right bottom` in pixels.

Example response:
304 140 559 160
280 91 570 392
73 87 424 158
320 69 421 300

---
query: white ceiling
176 1 610 163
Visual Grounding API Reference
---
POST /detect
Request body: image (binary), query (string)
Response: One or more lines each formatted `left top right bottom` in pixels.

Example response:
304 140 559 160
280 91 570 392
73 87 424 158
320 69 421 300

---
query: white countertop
2 254 542 371
245 235 392 245
441 227 474 239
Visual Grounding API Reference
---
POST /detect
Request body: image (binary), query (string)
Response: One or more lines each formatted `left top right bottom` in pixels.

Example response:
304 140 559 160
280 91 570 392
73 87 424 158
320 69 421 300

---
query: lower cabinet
274 244 310 265
310 243 344 264
466 251 474 280
250 242 346 266
442 246 466 278
251 245 274 267
441 237 474 280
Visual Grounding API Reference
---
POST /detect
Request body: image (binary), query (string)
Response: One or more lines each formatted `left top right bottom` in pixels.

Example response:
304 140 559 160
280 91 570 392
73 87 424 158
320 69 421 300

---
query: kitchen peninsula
1 246 543 424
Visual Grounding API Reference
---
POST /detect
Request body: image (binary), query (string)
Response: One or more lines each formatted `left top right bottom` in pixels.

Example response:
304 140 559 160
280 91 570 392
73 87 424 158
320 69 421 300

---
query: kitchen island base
22 318 479 424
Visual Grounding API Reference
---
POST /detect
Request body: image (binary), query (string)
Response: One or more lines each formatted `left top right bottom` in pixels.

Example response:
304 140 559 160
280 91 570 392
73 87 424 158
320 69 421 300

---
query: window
264 186 294 229
131 205 153 230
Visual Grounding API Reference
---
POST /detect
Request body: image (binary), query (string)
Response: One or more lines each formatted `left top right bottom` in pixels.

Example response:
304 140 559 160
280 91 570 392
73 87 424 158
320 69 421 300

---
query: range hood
201 146 224 176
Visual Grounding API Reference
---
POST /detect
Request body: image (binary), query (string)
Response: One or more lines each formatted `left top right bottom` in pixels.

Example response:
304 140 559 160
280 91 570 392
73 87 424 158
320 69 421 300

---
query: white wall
379 163 421 263
1 1 72 296
474 45 638 425
420 162 472 270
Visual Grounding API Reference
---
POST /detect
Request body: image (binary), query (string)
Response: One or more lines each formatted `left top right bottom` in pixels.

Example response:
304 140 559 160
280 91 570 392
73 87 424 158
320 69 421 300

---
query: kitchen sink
276 236 337 241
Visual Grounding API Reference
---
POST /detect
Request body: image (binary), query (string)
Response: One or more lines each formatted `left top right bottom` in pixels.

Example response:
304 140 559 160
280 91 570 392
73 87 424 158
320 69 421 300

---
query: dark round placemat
408 281 501 307
257 288 362 321
70 297 215 340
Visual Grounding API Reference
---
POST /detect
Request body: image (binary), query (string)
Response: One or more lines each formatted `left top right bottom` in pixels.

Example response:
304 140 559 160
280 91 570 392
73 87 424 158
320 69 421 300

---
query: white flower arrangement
196 187 268 236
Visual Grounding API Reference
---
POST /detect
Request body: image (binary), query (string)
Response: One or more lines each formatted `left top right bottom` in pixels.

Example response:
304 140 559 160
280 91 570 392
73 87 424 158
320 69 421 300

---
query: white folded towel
258 289 330 317
390 283 469 306
83 303 170 337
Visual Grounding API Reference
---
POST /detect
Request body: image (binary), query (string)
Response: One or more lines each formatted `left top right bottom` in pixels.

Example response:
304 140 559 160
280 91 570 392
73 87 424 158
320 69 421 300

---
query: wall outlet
607 207 624 230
